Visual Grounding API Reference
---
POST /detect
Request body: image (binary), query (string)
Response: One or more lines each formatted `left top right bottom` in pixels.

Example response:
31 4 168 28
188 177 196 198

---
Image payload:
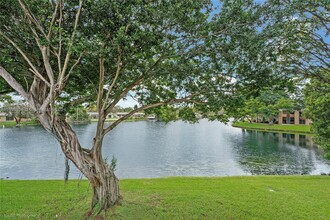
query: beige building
0 112 6 122
278 110 311 125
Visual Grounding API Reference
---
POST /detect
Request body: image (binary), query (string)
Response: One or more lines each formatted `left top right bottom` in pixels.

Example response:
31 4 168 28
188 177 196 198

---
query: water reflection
232 130 327 175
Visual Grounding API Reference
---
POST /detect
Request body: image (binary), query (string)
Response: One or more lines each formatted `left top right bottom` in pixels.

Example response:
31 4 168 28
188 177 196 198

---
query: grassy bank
232 121 312 134
0 120 39 128
1 176 329 219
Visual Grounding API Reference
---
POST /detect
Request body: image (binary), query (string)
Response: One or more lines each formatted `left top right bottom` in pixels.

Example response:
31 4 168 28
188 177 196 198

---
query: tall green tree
0 0 260 214
1 100 35 125
2 0 318 215
236 89 297 124
238 98 265 123
304 71 330 159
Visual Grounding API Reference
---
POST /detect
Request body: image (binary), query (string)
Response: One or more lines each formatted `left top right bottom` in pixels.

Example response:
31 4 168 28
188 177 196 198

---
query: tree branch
95 57 106 141
47 0 59 39
0 31 50 87
102 47 122 111
57 0 83 87
57 0 63 76
18 0 48 40
97 58 105 113
40 92 52 113
60 53 82 91
68 95 95 106
305 10 330 33
0 66 30 101
41 47 55 85
104 55 165 115
104 76 144 115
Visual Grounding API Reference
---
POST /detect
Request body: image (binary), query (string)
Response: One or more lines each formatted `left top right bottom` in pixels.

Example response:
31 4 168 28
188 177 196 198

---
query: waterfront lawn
1 176 329 219
0 120 39 127
233 122 311 133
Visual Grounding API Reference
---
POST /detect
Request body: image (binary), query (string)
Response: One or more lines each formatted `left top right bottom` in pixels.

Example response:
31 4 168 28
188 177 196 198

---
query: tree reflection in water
232 130 325 175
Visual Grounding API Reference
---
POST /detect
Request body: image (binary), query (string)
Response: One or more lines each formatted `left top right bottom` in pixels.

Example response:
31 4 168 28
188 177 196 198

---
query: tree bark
40 115 121 212
90 162 120 211
14 116 21 126
64 157 70 183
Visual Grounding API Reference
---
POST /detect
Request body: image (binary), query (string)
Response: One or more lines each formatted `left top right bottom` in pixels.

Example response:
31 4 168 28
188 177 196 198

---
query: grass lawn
1 176 329 219
232 122 312 134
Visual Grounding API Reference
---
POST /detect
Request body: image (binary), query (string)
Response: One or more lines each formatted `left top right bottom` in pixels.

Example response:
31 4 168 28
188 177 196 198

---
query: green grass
1 176 329 219
233 122 312 134
0 120 39 128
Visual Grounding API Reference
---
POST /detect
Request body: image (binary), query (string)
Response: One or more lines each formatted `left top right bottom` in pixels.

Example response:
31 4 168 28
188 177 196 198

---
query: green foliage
0 94 14 104
260 97 294 122
1 100 35 124
105 155 118 171
304 73 330 159
0 0 327 125
1 177 330 219
67 105 89 122
0 78 13 94
146 105 178 123
241 98 265 122
178 107 198 123
237 90 297 123
0 0 299 125
261 0 330 81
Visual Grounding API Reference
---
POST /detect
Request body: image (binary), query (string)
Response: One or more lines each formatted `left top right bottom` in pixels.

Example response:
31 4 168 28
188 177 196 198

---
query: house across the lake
278 110 311 125
0 112 6 122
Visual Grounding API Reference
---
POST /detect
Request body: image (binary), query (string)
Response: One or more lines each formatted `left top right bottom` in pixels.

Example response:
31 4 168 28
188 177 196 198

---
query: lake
0 120 329 179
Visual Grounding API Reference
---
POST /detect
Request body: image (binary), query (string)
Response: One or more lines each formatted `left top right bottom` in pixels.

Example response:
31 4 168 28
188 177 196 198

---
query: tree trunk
64 157 70 183
39 115 121 212
14 116 21 126
90 162 120 211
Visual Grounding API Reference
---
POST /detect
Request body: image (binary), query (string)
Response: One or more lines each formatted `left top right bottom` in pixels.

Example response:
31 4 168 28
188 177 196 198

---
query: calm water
0 120 329 179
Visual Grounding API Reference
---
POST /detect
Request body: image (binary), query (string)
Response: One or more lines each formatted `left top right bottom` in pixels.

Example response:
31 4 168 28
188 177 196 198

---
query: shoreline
232 122 313 135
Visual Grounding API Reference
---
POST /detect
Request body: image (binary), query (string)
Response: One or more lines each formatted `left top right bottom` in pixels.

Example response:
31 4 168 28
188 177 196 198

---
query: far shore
0 117 148 128
232 121 313 135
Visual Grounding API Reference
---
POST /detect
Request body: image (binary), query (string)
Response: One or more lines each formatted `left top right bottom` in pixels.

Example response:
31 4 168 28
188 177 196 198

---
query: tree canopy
304 70 330 159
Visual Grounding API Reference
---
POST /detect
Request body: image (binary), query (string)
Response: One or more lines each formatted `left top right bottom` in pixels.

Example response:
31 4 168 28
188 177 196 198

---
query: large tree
0 0 296 215
0 0 231 214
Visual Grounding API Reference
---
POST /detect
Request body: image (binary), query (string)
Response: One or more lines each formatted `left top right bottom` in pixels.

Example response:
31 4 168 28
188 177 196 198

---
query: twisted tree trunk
39 114 120 212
